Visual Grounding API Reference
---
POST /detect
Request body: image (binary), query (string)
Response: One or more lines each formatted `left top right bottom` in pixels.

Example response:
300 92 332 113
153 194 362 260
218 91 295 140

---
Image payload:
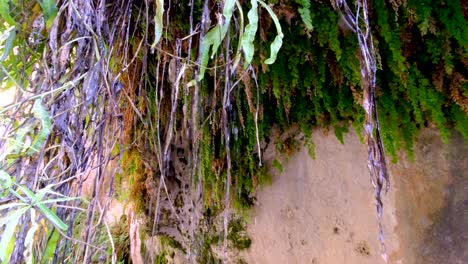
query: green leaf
212 0 236 57
198 0 236 81
33 184 53 204
0 202 27 211
257 0 283 64
41 228 59 264
264 34 283 64
37 196 79 205
296 0 313 31
27 99 52 155
0 26 15 62
36 203 67 231
18 184 37 200
0 170 12 190
3 122 34 159
241 0 258 68
0 0 15 25
198 25 222 81
18 185 68 231
150 0 164 50
37 0 58 30
0 207 28 263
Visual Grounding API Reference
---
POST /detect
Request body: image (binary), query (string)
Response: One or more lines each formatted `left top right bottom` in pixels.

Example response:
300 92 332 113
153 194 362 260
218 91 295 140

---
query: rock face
392 129 468 264
242 128 467 264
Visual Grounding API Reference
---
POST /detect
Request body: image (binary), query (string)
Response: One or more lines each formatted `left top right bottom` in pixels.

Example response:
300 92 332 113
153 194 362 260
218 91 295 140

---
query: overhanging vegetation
0 0 466 263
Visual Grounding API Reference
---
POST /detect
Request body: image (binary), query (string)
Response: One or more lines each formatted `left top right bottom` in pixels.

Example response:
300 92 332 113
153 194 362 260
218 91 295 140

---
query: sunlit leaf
36 203 67 231
37 196 79 205
0 202 26 211
33 184 52 204
264 35 283 64
198 25 221 81
4 122 34 158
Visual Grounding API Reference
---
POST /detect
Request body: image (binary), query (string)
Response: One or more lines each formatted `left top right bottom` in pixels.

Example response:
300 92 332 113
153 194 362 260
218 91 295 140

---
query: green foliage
139 1 468 233
257 0 284 64
251 0 467 167
0 26 15 62
150 0 164 50
41 229 60 264
37 0 58 29
199 0 283 80
296 0 313 31
241 0 259 67
0 206 27 262
111 216 130 262
0 0 15 25
451 105 468 140
272 159 283 173
27 99 52 155
0 170 75 263
198 0 237 80
121 150 147 212
227 218 251 249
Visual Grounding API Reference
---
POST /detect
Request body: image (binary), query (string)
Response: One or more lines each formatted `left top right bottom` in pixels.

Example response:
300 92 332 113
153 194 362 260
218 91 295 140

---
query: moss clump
195 233 221 264
120 149 147 213
228 219 252 250
159 235 185 254
111 215 131 263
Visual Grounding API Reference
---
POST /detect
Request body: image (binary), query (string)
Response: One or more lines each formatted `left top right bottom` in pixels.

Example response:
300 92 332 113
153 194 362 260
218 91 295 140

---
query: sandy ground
242 128 467 264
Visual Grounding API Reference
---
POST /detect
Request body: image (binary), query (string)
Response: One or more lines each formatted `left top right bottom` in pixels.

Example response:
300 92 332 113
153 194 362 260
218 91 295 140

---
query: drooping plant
0 0 466 263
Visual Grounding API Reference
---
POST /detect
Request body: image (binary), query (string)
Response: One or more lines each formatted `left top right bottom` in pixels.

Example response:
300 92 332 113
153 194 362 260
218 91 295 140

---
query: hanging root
335 0 390 262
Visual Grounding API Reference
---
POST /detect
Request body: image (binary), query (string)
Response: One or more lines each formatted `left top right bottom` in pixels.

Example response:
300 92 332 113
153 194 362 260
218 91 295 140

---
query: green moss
228 219 252 250
272 159 283 173
195 233 221 263
159 235 185 253
128 1 468 258
120 149 147 213
111 215 130 262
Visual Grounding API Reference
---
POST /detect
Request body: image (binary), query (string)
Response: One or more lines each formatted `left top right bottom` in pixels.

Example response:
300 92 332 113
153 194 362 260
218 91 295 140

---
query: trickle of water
335 0 390 262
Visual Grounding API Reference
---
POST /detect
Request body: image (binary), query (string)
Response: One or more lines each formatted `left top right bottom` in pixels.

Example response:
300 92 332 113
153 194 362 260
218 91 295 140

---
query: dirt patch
242 128 467 264
242 128 398 264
